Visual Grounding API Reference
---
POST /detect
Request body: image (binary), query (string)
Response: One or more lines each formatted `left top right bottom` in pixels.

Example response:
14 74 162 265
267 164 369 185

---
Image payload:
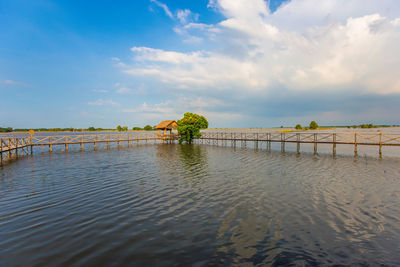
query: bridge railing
199 132 400 145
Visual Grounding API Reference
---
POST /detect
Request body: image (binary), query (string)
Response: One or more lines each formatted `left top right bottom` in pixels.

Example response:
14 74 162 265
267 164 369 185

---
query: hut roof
155 120 178 130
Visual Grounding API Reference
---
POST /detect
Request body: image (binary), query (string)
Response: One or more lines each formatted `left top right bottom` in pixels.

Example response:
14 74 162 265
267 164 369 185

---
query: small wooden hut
155 120 178 135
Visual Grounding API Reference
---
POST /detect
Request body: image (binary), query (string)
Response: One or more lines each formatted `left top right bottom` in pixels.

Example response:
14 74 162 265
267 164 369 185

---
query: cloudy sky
1 0 400 128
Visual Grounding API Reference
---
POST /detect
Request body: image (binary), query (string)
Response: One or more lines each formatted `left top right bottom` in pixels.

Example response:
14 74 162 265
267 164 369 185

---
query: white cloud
88 99 120 106
207 0 218 9
92 89 108 93
177 9 191 24
117 87 135 94
123 96 227 113
2 80 16 84
150 0 173 18
1 79 21 85
122 96 239 126
176 9 199 24
126 0 400 95
111 57 127 67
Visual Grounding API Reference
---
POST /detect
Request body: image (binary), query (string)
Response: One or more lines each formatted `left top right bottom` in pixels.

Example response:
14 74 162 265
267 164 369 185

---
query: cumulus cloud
177 9 190 24
128 0 400 95
122 0 400 126
122 96 242 126
123 96 227 113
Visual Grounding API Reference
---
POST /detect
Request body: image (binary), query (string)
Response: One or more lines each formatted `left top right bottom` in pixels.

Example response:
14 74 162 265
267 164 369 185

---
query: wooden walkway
1 131 400 165
198 132 400 157
0 133 179 165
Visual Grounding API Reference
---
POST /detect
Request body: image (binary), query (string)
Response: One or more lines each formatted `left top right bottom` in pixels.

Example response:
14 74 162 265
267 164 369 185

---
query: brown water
1 144 400 266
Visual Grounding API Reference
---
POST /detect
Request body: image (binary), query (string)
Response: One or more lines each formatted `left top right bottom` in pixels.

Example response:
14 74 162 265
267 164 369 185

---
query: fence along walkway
0 133 179 165
1 132 400 165
198 132 400 157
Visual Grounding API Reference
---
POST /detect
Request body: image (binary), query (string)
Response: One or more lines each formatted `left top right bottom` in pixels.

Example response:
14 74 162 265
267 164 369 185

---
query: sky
1 0 400 128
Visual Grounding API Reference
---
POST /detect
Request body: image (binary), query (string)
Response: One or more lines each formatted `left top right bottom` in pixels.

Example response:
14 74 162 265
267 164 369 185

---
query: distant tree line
1 125 156 132
294 121 319 130
347 124 378 129
0 127 13 132
294 122 390 130
116 125 154 131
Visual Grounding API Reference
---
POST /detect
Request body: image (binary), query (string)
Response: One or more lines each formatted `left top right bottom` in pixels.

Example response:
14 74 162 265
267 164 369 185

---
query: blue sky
1 0 400 128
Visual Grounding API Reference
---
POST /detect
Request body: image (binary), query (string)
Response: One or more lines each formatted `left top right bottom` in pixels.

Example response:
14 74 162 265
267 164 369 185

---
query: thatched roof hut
155 120 178 134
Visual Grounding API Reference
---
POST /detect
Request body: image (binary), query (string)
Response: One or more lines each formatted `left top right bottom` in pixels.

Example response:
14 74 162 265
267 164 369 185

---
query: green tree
122 126 128 131
309 121 318 130
143 125 153 131
132 126 142 131
87 126 96 131
295 124 302 130
177 112 209 144
0 127 13 132
116 125 122 131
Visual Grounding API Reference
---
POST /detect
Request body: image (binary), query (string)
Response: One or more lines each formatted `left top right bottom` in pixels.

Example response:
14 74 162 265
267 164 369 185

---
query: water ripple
1 144 400 266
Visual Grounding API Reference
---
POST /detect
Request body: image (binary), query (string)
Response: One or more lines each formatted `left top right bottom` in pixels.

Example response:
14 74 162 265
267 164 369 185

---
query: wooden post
15 138 19 159
107 134 110 149
313 133 317 155
8 138 11 159
30 135 33 155
49 137 52 152
94 135 97 150
0 138 3 165
354 133 358 157
296 133 300 154
65 137 68 151
255 133 258 149
80 136 83 150
333 133 336 156
281 133 285 152
379 133 382 158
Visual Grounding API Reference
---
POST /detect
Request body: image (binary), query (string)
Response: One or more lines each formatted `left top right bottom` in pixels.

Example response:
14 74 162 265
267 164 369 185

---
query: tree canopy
143 125 153 131
177 112 208 144
309 121 318 129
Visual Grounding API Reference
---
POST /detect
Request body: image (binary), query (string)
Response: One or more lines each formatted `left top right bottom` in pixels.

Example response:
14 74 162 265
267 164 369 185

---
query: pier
1 131 400 165
0 133 178 165
197 132 400 157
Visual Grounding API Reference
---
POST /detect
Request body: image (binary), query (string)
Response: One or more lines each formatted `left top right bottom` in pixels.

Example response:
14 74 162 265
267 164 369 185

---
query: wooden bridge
1 131 400 165
0 133 179 165
197 132 400 157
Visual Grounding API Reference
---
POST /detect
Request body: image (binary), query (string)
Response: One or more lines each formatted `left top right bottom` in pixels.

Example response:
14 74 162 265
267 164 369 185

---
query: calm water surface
1 144 400 266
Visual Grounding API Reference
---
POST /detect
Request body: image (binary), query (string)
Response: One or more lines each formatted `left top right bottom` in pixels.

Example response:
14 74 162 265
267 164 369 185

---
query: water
1 144 400 266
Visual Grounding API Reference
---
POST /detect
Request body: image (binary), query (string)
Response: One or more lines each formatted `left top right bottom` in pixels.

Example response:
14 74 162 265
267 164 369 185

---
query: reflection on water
1 144 400 266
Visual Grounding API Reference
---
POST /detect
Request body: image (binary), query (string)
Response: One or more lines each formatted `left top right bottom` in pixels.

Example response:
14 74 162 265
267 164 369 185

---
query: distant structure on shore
155 120 178 135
